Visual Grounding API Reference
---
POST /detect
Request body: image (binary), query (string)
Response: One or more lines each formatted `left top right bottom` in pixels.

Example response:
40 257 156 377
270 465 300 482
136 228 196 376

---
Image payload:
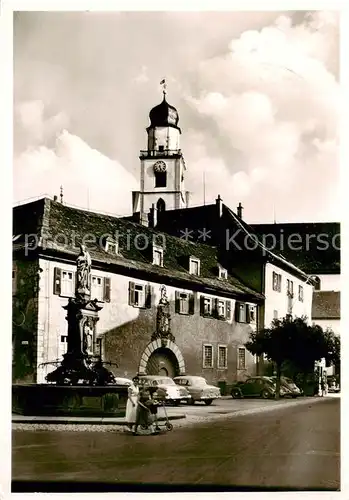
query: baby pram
139 398 173 433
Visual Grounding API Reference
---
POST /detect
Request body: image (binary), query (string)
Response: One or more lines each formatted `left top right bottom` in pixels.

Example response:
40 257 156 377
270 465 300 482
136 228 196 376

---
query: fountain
12 246 128 417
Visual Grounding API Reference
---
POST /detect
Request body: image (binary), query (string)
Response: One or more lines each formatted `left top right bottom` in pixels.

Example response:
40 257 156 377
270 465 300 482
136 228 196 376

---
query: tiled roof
251 222 340 274
312 291 340 319
156 204 340 277
12 198 263 301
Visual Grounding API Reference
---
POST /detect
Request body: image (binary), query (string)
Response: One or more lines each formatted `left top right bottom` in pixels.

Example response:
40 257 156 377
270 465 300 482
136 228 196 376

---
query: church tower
132 82 189 226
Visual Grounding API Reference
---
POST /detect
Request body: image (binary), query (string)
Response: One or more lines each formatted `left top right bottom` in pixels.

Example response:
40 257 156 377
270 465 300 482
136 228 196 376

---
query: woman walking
125 375 140 431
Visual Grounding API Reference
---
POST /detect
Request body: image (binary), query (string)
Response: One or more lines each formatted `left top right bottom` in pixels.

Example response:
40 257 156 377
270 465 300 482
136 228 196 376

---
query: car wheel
231 388 242 399
173 400 181 406
204 399 213 406
261 389 270 399
188 397 195 405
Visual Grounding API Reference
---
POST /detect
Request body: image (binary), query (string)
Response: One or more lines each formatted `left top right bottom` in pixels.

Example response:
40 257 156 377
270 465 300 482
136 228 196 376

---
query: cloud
14 100 138 215
182 11 340 222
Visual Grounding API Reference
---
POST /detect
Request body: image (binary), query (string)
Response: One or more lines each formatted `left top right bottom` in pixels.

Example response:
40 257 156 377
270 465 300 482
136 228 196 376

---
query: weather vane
160 78 167 96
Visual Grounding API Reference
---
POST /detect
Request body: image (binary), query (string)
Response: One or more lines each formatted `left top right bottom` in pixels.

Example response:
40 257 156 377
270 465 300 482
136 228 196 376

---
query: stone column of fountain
46 245 114 386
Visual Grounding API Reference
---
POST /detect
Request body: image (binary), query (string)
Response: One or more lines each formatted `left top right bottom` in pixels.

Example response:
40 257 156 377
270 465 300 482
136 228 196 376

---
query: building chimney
53 195 58 202
216 194 223 218
237 202 243 219
148 203 157 228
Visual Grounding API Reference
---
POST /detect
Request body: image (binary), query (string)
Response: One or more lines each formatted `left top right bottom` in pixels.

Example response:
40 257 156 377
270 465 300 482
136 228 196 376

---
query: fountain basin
12 384 128 417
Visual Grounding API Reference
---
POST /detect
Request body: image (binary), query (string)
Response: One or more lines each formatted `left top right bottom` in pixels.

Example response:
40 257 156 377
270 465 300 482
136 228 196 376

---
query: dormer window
189 257 200 276
152 245 164 267
218 265 228 279
105 238 118 254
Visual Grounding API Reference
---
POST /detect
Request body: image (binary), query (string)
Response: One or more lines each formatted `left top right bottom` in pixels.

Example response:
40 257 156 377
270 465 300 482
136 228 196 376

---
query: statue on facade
152 285 174 343
76 244 92 297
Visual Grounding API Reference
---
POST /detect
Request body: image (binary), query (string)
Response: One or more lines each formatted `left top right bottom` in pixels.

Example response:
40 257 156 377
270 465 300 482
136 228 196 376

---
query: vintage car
231 376 292 399
114 377 132 386
270 376 303 397
173 376 221 405
138 375 190 405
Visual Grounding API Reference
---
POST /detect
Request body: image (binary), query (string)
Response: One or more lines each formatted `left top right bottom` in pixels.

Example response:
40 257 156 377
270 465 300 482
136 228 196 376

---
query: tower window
157 198 166 213
158 145 164 152
155 171 167 188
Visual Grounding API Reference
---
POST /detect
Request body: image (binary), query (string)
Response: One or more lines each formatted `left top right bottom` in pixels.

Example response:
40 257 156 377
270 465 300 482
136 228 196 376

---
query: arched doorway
138 339 186 377
146 347 179 378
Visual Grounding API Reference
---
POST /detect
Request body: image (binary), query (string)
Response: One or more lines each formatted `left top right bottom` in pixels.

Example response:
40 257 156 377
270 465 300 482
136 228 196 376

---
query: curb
12 414 186 425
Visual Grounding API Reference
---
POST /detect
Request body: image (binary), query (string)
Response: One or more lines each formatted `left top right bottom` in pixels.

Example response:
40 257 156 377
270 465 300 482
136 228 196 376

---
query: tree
245 316 333 399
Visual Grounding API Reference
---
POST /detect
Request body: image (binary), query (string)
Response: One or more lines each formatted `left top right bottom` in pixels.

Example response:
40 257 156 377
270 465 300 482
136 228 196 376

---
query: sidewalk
12 412 186 425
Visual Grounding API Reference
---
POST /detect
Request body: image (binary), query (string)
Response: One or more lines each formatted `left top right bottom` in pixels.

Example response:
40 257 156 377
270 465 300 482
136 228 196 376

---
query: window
158 145 164 152
248 305 256 323
235 303 256 323
152 246 164 267
129 282 152 308
155 171 167 188
218 266 228 279
287 279 294 297
135 285 145 307
298 285 304 302
203 344 213 368
218 345 228 369
90 276 111 302
237 347 246 370
61 271 74 296
189 257 200 276
60 335 68 343
175 291 195 315
272 272 282 292
201 296 212 316
91 276 103 301
105 239 118 254
217 300 226 318
235 302 246 323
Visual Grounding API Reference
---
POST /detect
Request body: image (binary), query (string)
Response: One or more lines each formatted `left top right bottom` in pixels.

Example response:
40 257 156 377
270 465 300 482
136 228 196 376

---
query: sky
13 10 340 223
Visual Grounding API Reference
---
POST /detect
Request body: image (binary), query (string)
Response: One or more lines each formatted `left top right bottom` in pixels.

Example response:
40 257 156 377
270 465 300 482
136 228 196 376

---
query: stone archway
138 339 185 376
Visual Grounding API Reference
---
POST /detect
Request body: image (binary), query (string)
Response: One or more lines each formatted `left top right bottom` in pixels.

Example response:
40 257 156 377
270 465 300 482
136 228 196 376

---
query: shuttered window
129 282 152 309
175 291 195 315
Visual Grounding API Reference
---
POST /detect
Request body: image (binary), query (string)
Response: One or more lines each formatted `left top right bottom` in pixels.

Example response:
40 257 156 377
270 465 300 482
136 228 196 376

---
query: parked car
327 376 340 393
173 376 221 405
138 375 190 405
114 377 132 386
231 376 291 399
270 376 303 397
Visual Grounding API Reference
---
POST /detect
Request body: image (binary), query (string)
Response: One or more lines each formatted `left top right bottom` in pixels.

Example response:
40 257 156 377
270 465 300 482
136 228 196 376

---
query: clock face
153 161 167 173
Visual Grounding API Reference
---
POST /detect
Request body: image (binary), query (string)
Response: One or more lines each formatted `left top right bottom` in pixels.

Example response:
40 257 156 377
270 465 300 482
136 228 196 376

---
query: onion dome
149 96 180 129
